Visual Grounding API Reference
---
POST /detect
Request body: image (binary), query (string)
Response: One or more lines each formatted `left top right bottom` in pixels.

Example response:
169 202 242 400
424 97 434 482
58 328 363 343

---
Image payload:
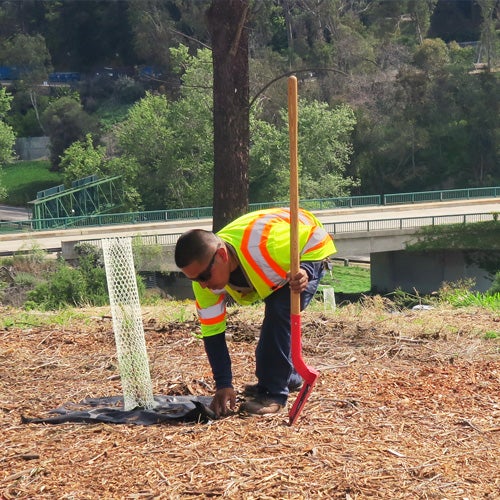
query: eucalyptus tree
250 99 358 202
126 0 210 74
41 0 134 71
113 46 214 211
476 0 499 69
41 96 99 171
0 33 52 134
352 37 499 194
206 0 250 231
0 87 15 200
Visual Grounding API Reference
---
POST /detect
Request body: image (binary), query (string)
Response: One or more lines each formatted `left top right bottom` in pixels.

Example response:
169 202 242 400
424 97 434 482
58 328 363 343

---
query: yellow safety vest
193 208 336 337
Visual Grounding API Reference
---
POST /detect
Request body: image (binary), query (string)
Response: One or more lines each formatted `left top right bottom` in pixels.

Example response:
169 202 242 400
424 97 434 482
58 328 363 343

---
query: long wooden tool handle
288 76 300 317
288 75 319 426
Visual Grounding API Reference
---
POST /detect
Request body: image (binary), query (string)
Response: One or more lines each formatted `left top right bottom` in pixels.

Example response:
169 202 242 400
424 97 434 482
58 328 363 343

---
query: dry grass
1 299 499 499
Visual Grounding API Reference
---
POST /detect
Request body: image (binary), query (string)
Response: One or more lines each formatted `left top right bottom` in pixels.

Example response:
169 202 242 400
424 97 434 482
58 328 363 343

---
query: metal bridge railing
1 186 498 235
322 212 496 234
250 194 381 211
71 212 497 255
384 186 500 205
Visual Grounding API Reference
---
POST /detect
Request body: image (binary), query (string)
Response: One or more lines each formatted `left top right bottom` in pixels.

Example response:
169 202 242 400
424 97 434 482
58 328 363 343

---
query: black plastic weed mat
22 395 215 426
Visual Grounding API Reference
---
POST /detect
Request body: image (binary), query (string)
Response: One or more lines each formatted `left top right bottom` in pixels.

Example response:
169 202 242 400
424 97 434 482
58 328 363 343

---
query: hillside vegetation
0 1 497 213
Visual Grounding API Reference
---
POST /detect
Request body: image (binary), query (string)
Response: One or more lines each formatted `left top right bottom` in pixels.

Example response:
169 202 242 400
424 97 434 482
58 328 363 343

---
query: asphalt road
0 204 31 221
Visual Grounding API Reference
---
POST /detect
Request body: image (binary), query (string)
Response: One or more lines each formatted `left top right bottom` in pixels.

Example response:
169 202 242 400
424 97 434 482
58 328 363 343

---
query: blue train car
48 72 81 83
0 66 20 80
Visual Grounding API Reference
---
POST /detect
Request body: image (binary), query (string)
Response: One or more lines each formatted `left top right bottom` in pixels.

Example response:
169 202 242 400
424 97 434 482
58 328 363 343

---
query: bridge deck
0 199 498 263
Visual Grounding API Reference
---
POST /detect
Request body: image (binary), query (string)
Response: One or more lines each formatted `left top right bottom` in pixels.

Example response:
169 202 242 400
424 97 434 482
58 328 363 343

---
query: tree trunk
206 0 250 232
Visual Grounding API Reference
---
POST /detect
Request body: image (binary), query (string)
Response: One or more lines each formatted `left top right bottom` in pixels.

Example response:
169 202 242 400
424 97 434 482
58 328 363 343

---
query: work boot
239 397 284 416
242 381 303 398
242 383 266 398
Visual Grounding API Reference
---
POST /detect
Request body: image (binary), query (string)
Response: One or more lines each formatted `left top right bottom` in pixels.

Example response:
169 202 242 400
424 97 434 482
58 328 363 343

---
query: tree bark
206 0 250 232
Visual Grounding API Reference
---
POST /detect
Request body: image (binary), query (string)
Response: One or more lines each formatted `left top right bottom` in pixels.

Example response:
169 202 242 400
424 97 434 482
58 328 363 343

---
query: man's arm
203 332 233 389
203 333 236 417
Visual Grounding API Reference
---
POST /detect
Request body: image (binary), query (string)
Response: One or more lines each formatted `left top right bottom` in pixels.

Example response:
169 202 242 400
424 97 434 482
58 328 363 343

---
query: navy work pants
254 261 325 405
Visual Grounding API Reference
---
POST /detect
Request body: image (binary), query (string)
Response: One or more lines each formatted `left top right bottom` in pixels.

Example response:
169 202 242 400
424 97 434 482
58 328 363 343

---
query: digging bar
288 75 319 426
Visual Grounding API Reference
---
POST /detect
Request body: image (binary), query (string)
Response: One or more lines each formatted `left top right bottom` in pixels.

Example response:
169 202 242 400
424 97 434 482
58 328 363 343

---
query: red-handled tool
288 75 319 426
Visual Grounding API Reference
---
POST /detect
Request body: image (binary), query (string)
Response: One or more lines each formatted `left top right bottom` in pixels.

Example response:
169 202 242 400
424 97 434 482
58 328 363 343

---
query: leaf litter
0 299 499 499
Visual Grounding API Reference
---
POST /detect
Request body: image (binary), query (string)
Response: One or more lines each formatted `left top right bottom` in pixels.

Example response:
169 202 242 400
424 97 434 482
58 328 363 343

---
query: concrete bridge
1 198 498 294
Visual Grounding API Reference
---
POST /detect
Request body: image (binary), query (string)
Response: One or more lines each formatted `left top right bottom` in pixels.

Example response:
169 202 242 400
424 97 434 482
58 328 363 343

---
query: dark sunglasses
191 246 219 282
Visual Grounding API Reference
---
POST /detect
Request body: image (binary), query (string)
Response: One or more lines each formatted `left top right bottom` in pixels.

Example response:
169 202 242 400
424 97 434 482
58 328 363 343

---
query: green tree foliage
352 39 499 194
477 0 499 69
127 0 210 73
0 33 52 83
0 87 16 200
59 133 141 210
41 96 99 171
250 98 357 202
26 244 109 310
362 0 437 45
0 1 496 204
60 134 107 184
113 43 358 209
42 0 135 71
116 92 179 211
114 45 214 211
0 33 53 134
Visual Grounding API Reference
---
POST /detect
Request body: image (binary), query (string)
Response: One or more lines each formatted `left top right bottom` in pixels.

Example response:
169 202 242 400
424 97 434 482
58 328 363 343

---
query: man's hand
288 268 309 293
210 387 237 417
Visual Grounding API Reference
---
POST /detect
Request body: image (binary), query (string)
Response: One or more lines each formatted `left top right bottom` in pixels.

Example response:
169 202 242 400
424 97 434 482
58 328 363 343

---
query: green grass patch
440 289 500 310
321 261 371 294
0 308 93 329
484 331 499 340
2 160 63 206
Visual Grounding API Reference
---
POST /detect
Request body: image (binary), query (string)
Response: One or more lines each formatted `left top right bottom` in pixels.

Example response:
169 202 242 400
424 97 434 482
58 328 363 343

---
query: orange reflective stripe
298 209 315 225
196 294 225 325
241 213 276 287
302 228 332 256
259 215 287 281
199 311 226 326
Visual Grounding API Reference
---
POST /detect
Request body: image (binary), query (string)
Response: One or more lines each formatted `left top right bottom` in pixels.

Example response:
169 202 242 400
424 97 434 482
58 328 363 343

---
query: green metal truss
29 175 124 229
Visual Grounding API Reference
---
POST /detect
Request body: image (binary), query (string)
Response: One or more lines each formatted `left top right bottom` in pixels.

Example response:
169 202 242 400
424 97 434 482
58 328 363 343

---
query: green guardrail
249 194 381 211
384 186 500 205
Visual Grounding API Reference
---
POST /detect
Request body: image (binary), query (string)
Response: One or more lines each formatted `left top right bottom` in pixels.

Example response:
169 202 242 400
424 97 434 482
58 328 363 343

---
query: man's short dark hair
175 229 219 268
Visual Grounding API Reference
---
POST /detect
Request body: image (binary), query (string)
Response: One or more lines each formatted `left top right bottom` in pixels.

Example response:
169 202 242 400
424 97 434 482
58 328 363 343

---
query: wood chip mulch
1 301 499 499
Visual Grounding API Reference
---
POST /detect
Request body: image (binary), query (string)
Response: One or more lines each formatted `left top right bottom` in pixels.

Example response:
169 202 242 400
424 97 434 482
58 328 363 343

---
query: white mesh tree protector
102 237 155 410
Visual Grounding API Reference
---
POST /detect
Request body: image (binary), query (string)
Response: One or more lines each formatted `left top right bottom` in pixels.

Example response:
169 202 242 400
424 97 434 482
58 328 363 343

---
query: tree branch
249 67 348 109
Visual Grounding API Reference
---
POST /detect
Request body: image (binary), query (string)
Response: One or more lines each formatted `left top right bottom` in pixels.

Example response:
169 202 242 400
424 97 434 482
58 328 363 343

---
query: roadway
0 198 498 257
0 205 31 221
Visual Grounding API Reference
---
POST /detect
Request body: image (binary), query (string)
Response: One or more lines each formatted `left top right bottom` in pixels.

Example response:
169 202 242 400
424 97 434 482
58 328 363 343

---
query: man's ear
220 245 230 263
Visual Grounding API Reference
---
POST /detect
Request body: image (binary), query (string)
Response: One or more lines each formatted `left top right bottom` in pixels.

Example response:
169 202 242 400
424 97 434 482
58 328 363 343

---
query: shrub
27 243 108 309
488 271 500 294
26 242 145 310
27 265 88 309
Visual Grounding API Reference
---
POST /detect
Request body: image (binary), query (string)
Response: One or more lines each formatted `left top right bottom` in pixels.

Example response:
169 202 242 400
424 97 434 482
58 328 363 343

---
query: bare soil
1 299 499 499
